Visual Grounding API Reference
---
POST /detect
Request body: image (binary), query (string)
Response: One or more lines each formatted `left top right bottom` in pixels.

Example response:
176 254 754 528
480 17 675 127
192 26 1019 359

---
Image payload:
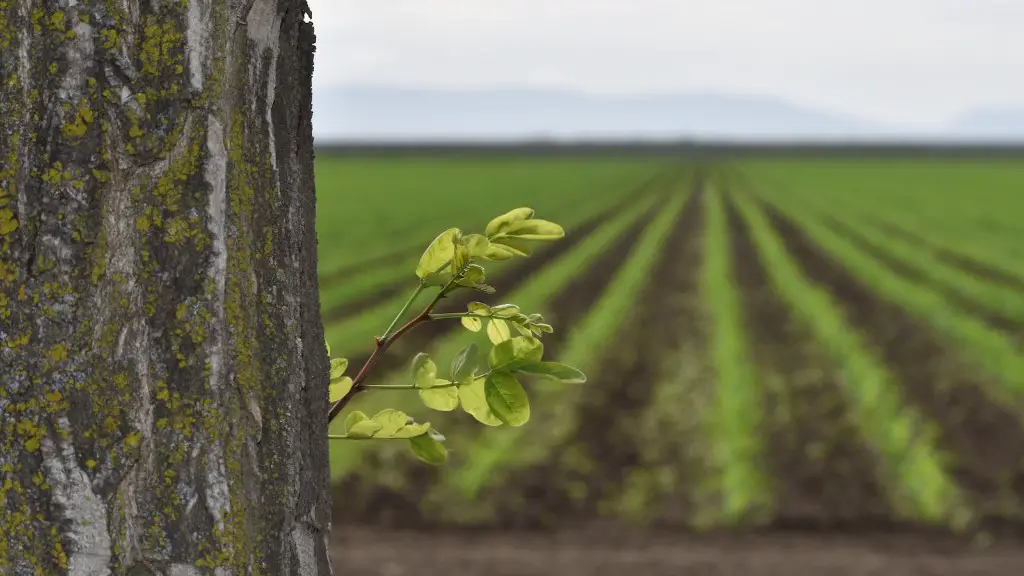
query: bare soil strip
331 174 680 526
319 244 423 290
480 176 708 528
757 197 1024 529
330 526 1024 576
725 197 891 526
819 214 1024 336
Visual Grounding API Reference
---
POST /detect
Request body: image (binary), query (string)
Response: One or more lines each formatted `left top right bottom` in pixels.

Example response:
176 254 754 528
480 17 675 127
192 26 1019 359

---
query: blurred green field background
315 155 1024 533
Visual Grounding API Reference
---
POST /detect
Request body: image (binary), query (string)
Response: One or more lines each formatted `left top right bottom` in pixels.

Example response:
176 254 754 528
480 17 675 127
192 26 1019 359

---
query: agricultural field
317 155 1024 575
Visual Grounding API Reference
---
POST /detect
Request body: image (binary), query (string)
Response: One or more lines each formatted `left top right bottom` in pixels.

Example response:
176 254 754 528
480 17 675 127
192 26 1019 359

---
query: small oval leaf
416 228 461 280
461 316 482 332
346 419 382 439
486 318 512 345
484 371 530 427
503 219 565 240
393 421 432 439
419 386 459 411
458 377 503 426
451 343 479 383
371 409 409 438
328 376 353 403
409 433 448 465
412 353 437 388
485 207 534 238
329 357 348 380
514 361 587 384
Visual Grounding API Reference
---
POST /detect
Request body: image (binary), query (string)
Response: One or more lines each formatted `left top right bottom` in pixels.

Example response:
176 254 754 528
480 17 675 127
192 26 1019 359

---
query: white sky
307 0 1024 127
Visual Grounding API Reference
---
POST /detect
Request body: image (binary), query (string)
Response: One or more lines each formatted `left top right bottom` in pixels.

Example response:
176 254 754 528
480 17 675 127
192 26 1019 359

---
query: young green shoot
325 207 587 464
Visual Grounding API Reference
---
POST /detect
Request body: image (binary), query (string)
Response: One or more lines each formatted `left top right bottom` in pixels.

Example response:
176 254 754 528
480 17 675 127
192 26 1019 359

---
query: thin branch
327 276 461 423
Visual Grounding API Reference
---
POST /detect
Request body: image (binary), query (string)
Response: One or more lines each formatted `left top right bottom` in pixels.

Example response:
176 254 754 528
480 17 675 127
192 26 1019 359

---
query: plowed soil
329 527 1024 576
726 198 891 525
758 198 1024 524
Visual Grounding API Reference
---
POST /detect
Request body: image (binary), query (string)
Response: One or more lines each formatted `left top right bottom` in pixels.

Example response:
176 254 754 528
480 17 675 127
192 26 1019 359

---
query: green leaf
346 418 382 439
419 386 459 411
489 237 533 257
329 357 348 380
344 410 369 431
472 283 497 294
463 234 491 257
421 270 452 287
451 243 471 275
409 433 448 465
393 421 432 439
457 264 486 287
370 409 409 438
461 316 482 332
328 376 353 403
488 304 520 318
458 377 503 426
503 219 565 240
486 318 512 345
451 343 479 383
514 361 587 384
482 243 517 261
485 207 534 238
507 313 530 325
512 322 535 338
325 340 331 357
416 228 461 280
484 371 531 427
467 302 491 316
488 336 544 371
411 353 436 389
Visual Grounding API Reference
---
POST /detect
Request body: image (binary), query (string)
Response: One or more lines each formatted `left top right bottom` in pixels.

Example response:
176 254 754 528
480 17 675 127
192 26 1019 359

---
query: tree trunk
0 0 330 574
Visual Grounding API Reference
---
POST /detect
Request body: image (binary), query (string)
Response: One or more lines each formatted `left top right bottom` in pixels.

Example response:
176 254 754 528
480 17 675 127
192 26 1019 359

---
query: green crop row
730 189 969 527
701 186 772 524
740 161 1024 281
781 189 1024 325
756 187 1024 405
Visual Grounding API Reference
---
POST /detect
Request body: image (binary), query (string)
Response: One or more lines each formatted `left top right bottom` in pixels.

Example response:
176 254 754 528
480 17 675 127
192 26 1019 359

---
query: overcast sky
306 0 1023 128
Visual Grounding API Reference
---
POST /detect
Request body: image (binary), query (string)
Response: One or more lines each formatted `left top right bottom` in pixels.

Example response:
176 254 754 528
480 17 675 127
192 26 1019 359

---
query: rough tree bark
0 0 330 574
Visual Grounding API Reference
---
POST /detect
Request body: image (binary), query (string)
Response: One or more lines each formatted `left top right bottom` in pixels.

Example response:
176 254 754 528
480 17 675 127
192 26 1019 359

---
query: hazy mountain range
313 85 1024 142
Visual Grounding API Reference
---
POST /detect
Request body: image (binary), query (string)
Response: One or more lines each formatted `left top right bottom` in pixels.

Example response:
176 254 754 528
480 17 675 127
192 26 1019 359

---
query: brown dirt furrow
330 526 1024 576
319 245 422 290
338 169 680 374
756 195 1024 527
725 197 891 527
331 173 683 527
481 173 707 529
870 219 1024 292
818 214 1024 336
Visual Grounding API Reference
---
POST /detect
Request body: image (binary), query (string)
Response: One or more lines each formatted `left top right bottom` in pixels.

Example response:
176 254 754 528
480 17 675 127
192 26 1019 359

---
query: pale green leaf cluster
326 207 584 465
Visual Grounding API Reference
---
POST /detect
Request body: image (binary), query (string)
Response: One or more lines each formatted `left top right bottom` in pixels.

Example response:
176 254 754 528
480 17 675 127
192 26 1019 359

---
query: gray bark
0 0 330 574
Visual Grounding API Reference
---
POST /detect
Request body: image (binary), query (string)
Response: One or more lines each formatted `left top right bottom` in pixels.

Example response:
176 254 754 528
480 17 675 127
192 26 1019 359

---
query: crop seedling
325 207 587 464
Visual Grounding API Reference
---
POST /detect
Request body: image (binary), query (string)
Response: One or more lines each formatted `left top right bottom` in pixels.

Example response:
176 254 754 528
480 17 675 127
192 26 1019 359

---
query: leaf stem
382 284 426 339
428 312 479 320
327 276 462 423
327 435 404 441
363 383 459 390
